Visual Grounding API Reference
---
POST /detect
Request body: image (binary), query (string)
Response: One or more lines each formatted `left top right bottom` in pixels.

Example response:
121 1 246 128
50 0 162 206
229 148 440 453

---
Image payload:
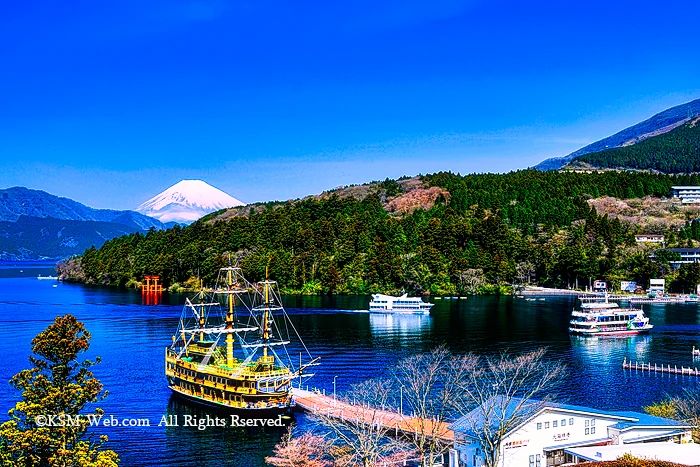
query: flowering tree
0 315 119 467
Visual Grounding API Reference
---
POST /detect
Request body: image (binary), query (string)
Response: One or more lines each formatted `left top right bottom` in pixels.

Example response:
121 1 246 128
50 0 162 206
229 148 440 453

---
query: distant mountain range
0 187 164 260
0 216 144 261
535 98 700 171
136 180 244 224
0 187 164 229
0 181 245 260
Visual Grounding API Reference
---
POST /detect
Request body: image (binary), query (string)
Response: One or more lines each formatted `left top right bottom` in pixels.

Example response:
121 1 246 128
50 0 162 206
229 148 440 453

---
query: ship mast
263 266 270 359
226 264 235 368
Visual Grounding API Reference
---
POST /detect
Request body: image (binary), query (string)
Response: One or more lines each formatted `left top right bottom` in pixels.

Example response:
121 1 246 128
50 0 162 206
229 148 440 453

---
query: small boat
569 294 652 337
538 298 546 301
369 293 433 314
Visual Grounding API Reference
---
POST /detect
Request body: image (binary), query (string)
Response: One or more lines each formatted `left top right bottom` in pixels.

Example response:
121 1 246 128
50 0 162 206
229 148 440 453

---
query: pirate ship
165 265 317 412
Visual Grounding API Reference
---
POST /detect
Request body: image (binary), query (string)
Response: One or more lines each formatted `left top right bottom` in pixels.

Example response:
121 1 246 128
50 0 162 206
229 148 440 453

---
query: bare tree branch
312 379 415 467
672 388 700 443
452 348 566 467
392 346 477 466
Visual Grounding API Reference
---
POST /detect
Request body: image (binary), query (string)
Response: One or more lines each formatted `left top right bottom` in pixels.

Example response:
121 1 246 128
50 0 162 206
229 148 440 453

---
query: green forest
572 120 700 173
59 170 700 295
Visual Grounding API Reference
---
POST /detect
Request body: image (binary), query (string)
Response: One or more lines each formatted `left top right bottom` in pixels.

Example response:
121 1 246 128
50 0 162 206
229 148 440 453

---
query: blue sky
1 0 698 209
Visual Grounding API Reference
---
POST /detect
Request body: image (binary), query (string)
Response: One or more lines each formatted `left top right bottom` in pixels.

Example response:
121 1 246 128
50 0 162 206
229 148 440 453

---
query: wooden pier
623 357 700 377
291 388 453 442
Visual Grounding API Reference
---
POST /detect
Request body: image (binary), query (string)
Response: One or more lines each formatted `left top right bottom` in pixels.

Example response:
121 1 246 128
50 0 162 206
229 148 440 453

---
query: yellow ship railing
166 349 293 394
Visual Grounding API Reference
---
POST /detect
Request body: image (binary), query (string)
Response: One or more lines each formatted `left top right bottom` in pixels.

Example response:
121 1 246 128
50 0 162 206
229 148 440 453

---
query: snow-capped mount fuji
135 180 244 224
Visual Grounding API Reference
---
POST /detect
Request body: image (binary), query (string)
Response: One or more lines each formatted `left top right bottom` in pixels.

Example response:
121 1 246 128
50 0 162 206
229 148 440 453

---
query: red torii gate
142 275 163 293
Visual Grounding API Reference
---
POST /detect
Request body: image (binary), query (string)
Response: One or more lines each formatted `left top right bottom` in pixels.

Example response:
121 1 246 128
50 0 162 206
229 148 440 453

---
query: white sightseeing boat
369 293 434 315
569 295 652 337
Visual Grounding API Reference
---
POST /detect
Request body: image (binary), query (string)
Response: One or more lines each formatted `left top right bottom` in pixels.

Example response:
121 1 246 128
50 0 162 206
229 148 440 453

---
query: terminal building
448 398 696 467
671 186 700 203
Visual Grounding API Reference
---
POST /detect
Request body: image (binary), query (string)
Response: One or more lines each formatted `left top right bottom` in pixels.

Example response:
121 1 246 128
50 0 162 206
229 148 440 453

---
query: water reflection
369 312 432 337
570 335 651 365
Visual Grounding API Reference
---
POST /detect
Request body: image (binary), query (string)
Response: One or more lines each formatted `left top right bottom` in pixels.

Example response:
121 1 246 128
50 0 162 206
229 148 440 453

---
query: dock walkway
291 388 453 442
520 286 596 296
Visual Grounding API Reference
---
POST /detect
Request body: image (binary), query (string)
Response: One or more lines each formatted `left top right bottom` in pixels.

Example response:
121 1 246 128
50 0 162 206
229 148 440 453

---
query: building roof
449 398 686 439
565 442 700 464
621 430 689 444
608 411 690 431
663 248 700 253
672 186 700 190
448 397 542 437
542 437 611 451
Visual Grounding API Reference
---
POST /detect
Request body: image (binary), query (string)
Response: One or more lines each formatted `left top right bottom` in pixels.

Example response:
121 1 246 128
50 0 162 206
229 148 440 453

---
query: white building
657 248 700 269
649 278 665 294
635 234 665 244
671 186 700 203
448 398 694 467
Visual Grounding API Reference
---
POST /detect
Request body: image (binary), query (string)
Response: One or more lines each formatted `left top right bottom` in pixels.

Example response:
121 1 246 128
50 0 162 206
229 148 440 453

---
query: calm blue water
1 264 699 466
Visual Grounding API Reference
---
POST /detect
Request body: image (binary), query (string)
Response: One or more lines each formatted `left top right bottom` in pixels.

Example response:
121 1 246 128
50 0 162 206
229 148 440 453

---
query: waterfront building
671 186 700 203
648 278 665 294
654 248 700 270
448 398 694 467
634 234 665 244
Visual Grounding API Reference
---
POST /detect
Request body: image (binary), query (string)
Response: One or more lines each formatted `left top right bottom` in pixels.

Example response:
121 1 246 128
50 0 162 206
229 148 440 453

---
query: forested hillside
570 119 700 172
60 171 700 295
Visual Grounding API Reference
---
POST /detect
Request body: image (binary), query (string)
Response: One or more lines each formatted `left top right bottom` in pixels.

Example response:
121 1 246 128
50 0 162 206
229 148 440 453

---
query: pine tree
0 315 119 467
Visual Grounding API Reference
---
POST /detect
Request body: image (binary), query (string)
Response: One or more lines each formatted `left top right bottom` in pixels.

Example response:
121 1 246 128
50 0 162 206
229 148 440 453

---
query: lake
1 264 699 466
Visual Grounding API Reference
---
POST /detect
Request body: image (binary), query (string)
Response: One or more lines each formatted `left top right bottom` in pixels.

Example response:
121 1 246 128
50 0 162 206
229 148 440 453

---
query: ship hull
569 328 652 337
167 385 293 416
368 309 430 315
